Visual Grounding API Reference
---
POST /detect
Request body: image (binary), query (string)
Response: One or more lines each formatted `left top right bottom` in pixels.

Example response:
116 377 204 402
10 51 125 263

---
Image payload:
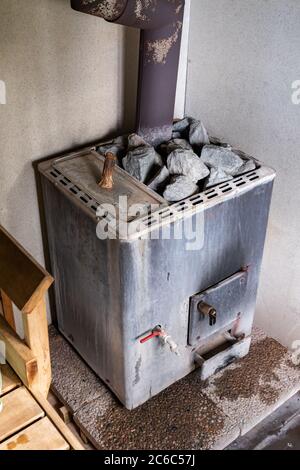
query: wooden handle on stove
98 152 117 189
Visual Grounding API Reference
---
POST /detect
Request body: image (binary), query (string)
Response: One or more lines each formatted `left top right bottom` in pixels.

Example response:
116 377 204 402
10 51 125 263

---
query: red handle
140 330 161 344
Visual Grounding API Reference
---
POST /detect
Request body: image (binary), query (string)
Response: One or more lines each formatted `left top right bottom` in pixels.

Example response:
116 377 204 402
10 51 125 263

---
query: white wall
175 0 191 118
186 0 300 347
0 0 140 247
0 0 139 322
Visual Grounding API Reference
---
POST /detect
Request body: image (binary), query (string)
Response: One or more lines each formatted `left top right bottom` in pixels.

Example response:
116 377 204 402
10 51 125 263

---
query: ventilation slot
158 207 170 216
77 191 95 208
222 187 232 193
161 212 173 220
47 162 264 231
192 199 204 206
190 194 203 202
174 201 190 211
145 219 155 227
48 168 102 217
204 189 216 196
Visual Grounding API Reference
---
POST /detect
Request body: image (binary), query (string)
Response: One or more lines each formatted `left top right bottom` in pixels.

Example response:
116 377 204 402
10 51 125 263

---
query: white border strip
174 0 191 119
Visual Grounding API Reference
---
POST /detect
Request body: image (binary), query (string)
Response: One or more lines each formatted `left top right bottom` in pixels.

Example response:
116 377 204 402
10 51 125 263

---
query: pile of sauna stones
96 117 257 203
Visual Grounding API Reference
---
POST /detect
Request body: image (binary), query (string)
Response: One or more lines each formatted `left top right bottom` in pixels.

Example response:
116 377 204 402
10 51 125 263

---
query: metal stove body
39 148 275 409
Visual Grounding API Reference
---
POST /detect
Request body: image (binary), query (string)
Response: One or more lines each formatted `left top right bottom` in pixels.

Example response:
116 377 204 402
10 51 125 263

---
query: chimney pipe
71 0 185 145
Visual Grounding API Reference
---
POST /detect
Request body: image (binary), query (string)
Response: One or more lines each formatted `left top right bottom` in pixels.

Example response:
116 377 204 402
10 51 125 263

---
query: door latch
197 301 217 326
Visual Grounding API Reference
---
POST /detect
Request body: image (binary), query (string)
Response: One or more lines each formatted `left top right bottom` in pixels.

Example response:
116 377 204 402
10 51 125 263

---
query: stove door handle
197 301 217 326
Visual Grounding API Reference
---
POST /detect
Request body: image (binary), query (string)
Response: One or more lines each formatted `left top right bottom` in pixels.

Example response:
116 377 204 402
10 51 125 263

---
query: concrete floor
47 389 300 451
48 326 300 450
227 392 300 450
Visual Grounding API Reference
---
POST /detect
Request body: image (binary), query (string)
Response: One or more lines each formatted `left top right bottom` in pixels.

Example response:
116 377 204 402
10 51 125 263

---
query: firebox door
188 271 248 346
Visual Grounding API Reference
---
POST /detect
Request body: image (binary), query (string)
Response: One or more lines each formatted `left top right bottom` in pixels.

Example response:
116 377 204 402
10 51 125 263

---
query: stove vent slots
46 163 269 240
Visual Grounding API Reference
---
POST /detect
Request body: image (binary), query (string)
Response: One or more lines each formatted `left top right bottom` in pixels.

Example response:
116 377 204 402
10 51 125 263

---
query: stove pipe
71 0 185 145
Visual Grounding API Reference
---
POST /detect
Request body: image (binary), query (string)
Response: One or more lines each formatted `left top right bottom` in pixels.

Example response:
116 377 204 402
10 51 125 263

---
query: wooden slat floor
0 364 70 450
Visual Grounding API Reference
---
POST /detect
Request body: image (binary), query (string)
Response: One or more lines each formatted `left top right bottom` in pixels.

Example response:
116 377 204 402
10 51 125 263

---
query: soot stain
133 355 142 385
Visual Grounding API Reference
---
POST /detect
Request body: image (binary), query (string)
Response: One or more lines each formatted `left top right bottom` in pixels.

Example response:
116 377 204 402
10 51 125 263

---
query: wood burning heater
38 0 275 409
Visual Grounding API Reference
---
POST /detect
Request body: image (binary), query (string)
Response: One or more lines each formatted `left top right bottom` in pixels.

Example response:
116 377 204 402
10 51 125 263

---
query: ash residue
176 4 183 14
166 0 184 15
82 0 125 20
92 372 227 450
211 338 287 406
146 21 182 64
135 0 157 21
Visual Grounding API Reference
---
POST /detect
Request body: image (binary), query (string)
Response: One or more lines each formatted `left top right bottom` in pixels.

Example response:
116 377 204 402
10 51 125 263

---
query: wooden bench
0 224 84 450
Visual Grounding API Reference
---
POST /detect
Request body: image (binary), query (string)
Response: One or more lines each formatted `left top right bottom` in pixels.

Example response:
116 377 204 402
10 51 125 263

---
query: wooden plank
0 417 69 451
32 391 84 450
0 386 44 442
58 405 71 425
80 430 89 445
0 225 53 314
0 290 15 330
0 364 21 396
22 298 51 397
0 315 38 389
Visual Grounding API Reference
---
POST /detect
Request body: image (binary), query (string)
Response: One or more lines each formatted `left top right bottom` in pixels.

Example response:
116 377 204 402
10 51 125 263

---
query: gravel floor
49 325 300 450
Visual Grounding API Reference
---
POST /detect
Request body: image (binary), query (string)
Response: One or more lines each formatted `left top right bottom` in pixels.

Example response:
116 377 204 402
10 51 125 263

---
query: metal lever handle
139 327 179 355
198 301 217 326
98 152 117 189
139 330 161 344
